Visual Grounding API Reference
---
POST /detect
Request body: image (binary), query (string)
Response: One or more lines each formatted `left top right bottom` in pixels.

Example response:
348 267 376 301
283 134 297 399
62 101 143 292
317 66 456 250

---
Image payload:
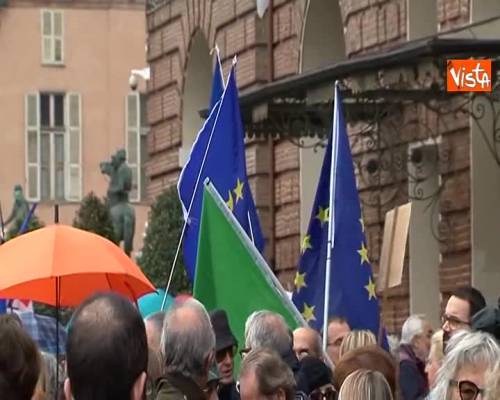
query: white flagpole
322 82 341 351
160 61 233 311
247 211 255 244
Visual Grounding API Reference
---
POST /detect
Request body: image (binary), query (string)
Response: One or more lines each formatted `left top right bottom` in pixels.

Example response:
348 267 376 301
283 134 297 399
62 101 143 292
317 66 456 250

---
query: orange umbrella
0 224 155 307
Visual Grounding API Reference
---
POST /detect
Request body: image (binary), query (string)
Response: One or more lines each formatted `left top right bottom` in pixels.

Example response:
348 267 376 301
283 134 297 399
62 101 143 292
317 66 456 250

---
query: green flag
194 183 305 357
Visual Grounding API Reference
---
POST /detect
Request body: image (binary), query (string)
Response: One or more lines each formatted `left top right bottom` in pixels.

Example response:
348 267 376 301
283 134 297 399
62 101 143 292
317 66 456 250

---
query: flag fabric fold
178 65 264 281
292 85 386 344
194 183 304 352
209 48 224 111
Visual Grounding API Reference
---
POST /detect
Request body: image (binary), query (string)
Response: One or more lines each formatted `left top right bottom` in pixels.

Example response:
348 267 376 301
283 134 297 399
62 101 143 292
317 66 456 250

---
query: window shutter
65 93 82 201
25 93 40 201
126 93 140 202
41 10 63 64
41 10 52 63
53 11 63 63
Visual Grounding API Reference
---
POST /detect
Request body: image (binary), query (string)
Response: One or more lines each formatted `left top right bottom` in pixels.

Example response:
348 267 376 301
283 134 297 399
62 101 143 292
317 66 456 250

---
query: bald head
293 327 322 360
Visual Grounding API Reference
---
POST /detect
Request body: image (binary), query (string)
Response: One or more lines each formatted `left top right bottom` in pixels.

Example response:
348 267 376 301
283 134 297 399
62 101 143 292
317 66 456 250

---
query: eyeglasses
309 386 337 400
239 347 251 358
216 345 236 363
441 314 470 329
450 380 485 400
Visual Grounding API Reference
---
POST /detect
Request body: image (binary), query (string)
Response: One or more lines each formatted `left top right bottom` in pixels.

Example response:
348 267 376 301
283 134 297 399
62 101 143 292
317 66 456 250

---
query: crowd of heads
1 284 500 400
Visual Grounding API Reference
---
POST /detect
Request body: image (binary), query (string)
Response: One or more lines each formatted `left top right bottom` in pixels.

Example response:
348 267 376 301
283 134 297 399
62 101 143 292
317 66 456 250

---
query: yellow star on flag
294 272 307 292
357 242 370 265
302 303 316 323
233 178 244 203
365 276 377 300
359 218 365 232
226 191 234 211
301 235 312 254
315 206 330 226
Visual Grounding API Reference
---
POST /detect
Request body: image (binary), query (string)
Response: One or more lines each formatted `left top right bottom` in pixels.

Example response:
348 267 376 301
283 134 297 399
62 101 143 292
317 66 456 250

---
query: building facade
146 0 500 332
0 0 149 253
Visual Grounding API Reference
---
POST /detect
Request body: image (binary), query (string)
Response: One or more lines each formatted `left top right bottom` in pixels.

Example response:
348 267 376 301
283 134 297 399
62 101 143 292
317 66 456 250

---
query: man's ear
64 378 72 400
131 371 147 400
276 387 286 400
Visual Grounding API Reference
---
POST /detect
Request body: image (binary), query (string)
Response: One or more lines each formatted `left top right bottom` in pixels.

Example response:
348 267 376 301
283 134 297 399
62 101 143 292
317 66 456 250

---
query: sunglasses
309 387 337 400
216 345 236 363
450 380 485 400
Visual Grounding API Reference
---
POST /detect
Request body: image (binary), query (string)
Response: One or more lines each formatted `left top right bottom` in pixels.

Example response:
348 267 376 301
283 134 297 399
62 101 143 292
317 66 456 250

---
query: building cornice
7 0 145 10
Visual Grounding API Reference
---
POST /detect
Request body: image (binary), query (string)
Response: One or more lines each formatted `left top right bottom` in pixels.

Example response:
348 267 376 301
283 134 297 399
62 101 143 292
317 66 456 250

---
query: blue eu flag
209 49 224 111
178 65 265 281
292 85 385 343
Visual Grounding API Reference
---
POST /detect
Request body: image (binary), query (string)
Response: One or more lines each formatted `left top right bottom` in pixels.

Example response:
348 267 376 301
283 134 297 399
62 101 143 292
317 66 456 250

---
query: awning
231 37 500 138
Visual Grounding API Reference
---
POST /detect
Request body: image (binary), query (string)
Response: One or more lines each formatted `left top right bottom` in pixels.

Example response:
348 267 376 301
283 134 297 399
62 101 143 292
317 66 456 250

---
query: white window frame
41 9 64 65
25 92 81 202
40 94 66 200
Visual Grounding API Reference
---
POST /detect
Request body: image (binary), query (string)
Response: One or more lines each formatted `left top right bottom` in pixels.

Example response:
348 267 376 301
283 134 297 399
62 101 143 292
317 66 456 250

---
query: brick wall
340 0 407 57
437 0 470 32
147 0 303 277
147 0 474 335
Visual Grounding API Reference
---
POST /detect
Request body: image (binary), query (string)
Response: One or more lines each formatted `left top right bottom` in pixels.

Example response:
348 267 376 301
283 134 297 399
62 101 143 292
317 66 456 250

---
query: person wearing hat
209 309 239 400
299 356 336 399
472 297 500 342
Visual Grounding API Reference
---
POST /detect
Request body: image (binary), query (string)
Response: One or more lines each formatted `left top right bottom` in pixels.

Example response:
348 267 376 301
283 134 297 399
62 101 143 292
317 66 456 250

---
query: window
41 10 64 65
25 92 81 201
126 93 149 202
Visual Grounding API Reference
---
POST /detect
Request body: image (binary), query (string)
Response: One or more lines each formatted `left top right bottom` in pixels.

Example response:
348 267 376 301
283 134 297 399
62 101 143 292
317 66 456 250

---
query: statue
2 184 30 233
100 149 136 256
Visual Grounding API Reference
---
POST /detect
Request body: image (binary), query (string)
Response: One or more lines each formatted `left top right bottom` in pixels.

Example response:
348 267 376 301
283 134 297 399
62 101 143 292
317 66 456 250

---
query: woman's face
425 354 441 389
449 363 488 400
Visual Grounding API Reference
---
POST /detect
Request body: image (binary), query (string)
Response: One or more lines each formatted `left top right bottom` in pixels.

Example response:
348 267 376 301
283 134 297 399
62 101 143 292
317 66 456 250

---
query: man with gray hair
244 310 308 394
239 348 296 400
399 314 433 400
156 299 216 400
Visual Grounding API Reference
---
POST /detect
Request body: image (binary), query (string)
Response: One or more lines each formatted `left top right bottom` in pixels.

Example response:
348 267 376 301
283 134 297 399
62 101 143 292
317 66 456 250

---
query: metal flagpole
160 58 236 311
322 82 341 352
247 212 255 244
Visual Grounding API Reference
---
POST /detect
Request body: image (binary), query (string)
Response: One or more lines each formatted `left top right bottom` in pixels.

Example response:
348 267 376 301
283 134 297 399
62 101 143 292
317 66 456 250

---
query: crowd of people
1 285 500 399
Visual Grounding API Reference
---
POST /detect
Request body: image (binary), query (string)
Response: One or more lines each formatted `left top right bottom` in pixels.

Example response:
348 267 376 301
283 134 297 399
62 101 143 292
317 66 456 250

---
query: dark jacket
399 344 428 400
155 372 206 400
281 348 309 397
218 382 240 400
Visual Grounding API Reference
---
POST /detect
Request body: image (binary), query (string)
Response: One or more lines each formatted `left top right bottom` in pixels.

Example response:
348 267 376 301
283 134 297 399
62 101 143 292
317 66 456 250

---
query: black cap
472 305 500 342
209 309 237 352
299 356 333 393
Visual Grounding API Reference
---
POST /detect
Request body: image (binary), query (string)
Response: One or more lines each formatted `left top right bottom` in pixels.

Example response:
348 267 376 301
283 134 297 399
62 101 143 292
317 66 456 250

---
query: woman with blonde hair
425 330 444 390
339 329 377 359
338 369 393 400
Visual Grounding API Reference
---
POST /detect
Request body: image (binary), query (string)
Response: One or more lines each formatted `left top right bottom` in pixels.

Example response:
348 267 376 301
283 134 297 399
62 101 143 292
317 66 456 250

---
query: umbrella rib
105 274 113 292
